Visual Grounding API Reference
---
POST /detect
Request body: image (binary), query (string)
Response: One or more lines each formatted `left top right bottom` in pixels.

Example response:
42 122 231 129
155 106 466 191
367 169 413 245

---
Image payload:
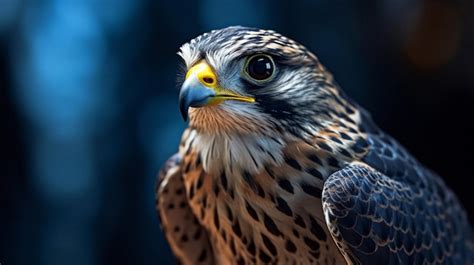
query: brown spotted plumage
156 26 473 265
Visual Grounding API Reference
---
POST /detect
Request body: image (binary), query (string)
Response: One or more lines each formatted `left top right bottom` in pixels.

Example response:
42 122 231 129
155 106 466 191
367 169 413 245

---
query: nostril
202 77 214 84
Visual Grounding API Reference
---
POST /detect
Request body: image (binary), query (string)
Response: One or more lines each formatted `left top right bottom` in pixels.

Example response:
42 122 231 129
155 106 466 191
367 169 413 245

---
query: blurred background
1 0 473 264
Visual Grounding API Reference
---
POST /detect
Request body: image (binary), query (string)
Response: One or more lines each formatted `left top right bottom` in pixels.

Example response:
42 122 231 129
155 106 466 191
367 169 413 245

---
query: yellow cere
185 61 218 88
185 60 255 105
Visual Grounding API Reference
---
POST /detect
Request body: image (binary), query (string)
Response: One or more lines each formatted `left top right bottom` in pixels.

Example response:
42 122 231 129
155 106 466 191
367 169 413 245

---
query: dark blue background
1 1 473 265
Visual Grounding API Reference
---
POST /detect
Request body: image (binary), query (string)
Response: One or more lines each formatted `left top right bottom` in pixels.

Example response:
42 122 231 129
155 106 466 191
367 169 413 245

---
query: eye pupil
247 55 274 81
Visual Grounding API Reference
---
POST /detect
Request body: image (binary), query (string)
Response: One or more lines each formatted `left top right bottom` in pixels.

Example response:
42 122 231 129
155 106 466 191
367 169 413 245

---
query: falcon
156 26 473 265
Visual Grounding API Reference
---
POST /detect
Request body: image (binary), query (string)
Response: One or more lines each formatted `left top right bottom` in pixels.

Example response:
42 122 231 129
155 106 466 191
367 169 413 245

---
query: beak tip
179 101 189 122
178 71 217 122
181 112 188 122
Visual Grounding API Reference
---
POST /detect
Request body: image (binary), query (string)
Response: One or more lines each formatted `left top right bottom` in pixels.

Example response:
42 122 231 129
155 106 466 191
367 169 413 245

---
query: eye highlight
244 54 275 82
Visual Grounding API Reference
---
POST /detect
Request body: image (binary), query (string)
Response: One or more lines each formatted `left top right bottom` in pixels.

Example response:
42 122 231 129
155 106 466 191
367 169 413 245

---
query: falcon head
178 26 353 140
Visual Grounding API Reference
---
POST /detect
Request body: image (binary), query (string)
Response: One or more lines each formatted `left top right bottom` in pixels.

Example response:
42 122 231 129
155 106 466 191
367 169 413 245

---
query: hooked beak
178 61 255 121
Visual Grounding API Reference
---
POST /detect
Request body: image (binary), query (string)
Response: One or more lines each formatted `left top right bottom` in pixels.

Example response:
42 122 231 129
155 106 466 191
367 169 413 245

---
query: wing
156 153 214 265
322 162 472 265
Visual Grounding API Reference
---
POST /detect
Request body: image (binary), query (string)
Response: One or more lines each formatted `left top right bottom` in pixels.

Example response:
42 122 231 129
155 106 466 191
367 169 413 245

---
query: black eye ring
244 54 275 82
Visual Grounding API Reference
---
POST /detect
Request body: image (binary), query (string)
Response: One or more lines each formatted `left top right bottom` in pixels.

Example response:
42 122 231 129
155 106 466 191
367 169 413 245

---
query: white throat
184 129 285 175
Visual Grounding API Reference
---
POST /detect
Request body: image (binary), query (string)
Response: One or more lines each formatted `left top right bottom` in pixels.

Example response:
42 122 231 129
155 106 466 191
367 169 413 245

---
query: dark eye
245 54 275 81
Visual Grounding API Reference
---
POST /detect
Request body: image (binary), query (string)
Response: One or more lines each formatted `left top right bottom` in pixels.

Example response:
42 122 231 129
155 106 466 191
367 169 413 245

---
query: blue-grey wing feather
323 163 472 265
323 121 473 265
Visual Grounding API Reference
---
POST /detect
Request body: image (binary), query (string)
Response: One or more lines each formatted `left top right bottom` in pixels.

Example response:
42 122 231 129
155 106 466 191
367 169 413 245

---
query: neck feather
184 129 285 175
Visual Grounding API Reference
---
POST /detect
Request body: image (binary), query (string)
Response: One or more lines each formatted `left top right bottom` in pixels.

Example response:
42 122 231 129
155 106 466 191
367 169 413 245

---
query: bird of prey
156 26 473 265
